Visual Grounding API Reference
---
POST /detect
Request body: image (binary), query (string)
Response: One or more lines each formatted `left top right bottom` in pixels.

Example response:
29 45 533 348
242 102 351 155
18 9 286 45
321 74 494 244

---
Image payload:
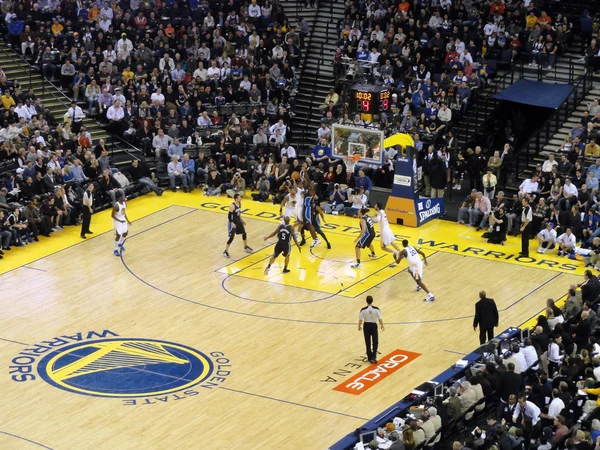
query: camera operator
322 183 346 215
344 186 367 217
486 207 507 245
226 172 246 198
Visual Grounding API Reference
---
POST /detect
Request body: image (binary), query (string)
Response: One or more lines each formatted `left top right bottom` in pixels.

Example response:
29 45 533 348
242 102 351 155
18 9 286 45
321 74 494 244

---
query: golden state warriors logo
38 338 212 398
10 331 232 405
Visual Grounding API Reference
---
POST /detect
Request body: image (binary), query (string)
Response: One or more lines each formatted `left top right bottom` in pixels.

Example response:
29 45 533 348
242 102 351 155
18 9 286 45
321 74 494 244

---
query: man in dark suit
499 363 523 402
473 291 499 344
581 270 600 305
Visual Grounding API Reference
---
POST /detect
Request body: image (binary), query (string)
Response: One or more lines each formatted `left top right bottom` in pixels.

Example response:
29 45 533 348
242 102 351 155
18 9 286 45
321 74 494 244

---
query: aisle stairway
0 42 140 167
540 86 600 154
293 0 345 149
0 42 109 143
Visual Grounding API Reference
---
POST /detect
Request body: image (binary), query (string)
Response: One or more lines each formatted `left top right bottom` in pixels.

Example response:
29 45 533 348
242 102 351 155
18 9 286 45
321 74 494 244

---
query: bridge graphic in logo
37 338 214 398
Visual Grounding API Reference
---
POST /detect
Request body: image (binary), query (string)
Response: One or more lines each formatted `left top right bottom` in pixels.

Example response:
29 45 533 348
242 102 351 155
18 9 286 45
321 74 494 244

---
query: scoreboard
351 84 391 115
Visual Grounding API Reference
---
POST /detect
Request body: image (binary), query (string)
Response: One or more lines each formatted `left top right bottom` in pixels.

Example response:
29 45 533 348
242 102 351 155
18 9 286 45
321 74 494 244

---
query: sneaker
118 244 125 252
223 250 230 258
424 295 435 302
351 262 361 268
537 247 543 253
310 238 321 248
327 242 331 249
416 285 422 292
264 266 270 275
368 253 377 258
332 211 339 215
113 250 120 257
244 246 253 253
299 238 306 246
282 268 291 274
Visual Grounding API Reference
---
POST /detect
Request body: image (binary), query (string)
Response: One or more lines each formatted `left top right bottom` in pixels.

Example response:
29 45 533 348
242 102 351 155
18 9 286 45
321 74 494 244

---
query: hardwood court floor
0 194 583 449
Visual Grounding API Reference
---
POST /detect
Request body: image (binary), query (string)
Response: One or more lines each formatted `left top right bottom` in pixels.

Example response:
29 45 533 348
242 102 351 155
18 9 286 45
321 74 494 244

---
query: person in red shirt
134 11 147 29
490 0 504 15
398 0 410 13
538 11 552 29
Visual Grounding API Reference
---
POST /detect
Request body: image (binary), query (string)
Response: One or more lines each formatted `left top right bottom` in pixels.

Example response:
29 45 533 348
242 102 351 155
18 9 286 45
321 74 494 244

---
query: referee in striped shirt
358 295 385 364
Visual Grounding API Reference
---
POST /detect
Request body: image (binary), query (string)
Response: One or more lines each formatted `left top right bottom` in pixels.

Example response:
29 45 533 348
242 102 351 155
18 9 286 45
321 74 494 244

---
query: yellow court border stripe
0 192 589 278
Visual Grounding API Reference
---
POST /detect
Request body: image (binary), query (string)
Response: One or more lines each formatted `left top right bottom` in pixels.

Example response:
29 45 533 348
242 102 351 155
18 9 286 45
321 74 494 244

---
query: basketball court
0 193 584 449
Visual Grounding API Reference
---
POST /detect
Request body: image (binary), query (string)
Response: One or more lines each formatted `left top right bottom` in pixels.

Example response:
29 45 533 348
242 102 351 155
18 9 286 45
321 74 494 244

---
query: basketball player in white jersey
111 194 132 256
280 189 298 221
372 203 401 254
394 239 435 302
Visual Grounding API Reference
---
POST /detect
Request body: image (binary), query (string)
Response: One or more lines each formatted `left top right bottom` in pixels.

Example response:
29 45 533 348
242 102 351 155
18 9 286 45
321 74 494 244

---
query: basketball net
344 154 361 183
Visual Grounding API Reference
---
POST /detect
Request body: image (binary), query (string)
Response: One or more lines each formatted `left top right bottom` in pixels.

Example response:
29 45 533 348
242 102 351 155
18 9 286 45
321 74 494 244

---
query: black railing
513 64 594 177
0 40 141 160
457 69 516 151
0 43 32 91
516 52 584 84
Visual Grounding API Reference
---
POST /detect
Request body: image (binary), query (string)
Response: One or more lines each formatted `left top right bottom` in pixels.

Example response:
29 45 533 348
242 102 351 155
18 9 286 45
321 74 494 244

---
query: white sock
114 241 119 250
118 236 125 246
428 292 434 298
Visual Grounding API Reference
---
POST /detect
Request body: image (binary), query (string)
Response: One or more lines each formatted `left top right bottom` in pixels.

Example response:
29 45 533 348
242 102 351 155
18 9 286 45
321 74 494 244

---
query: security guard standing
358 295 384 364
80 183 94 239
520 197 533 257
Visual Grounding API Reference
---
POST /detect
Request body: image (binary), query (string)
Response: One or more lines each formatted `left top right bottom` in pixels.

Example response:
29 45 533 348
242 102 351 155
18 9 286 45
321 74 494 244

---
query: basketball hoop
344 154 361 178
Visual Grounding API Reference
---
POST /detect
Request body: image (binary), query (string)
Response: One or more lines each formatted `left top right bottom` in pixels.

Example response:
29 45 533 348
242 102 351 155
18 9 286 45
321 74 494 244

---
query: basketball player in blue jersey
263 216 301 274
223 193 253 258
312 192 332 249
299 186 320 248
111 194 131 256
351 208 376 268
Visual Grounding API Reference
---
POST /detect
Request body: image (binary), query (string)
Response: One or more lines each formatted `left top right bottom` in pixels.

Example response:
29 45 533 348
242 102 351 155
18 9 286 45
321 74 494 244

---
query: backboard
331 124 384 166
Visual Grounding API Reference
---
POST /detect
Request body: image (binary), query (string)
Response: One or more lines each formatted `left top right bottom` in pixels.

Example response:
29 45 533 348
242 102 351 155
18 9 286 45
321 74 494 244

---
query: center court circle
121 252 471 325
37 338 214 398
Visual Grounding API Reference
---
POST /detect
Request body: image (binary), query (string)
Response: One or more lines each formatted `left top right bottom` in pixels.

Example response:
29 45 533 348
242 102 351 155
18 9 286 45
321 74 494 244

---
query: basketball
291 171 300 180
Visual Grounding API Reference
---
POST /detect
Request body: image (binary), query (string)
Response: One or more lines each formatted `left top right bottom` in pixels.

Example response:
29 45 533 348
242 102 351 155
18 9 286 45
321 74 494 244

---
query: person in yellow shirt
122 66 134 83
526 12 538 29
586 141 600 158
585 386 600 407
1 91 15 110
51 19 64 36
88 6 100 22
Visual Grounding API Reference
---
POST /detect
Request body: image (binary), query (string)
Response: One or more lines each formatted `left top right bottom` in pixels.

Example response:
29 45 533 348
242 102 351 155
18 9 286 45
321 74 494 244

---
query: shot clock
352 84 391 114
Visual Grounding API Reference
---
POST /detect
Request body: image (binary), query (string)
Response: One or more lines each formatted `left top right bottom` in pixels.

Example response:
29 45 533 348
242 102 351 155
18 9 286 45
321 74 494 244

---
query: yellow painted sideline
0 191 591 278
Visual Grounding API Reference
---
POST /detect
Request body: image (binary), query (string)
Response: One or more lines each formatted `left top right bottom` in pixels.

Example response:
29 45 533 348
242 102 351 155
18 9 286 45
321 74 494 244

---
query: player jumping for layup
111 194 131 256
351 208 376 268
223 193 253 258
312 192 332 249
372 203 401 254
394 239 435 302
263 216 301 274
300 186 320 248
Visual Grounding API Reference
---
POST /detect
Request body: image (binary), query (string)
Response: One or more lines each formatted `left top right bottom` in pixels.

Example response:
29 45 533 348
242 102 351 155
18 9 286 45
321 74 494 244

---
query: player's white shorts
114 221 128 236
380 227 396 246
409 261 423 280
283 207 296 219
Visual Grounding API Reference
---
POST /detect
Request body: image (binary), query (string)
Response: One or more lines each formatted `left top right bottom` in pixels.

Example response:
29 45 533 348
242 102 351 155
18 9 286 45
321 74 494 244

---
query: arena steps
0 41 142 163
292 0 345 151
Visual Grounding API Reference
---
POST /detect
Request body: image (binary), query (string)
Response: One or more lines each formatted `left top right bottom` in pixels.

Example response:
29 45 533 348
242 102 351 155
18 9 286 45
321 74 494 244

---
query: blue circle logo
37 338 214 398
